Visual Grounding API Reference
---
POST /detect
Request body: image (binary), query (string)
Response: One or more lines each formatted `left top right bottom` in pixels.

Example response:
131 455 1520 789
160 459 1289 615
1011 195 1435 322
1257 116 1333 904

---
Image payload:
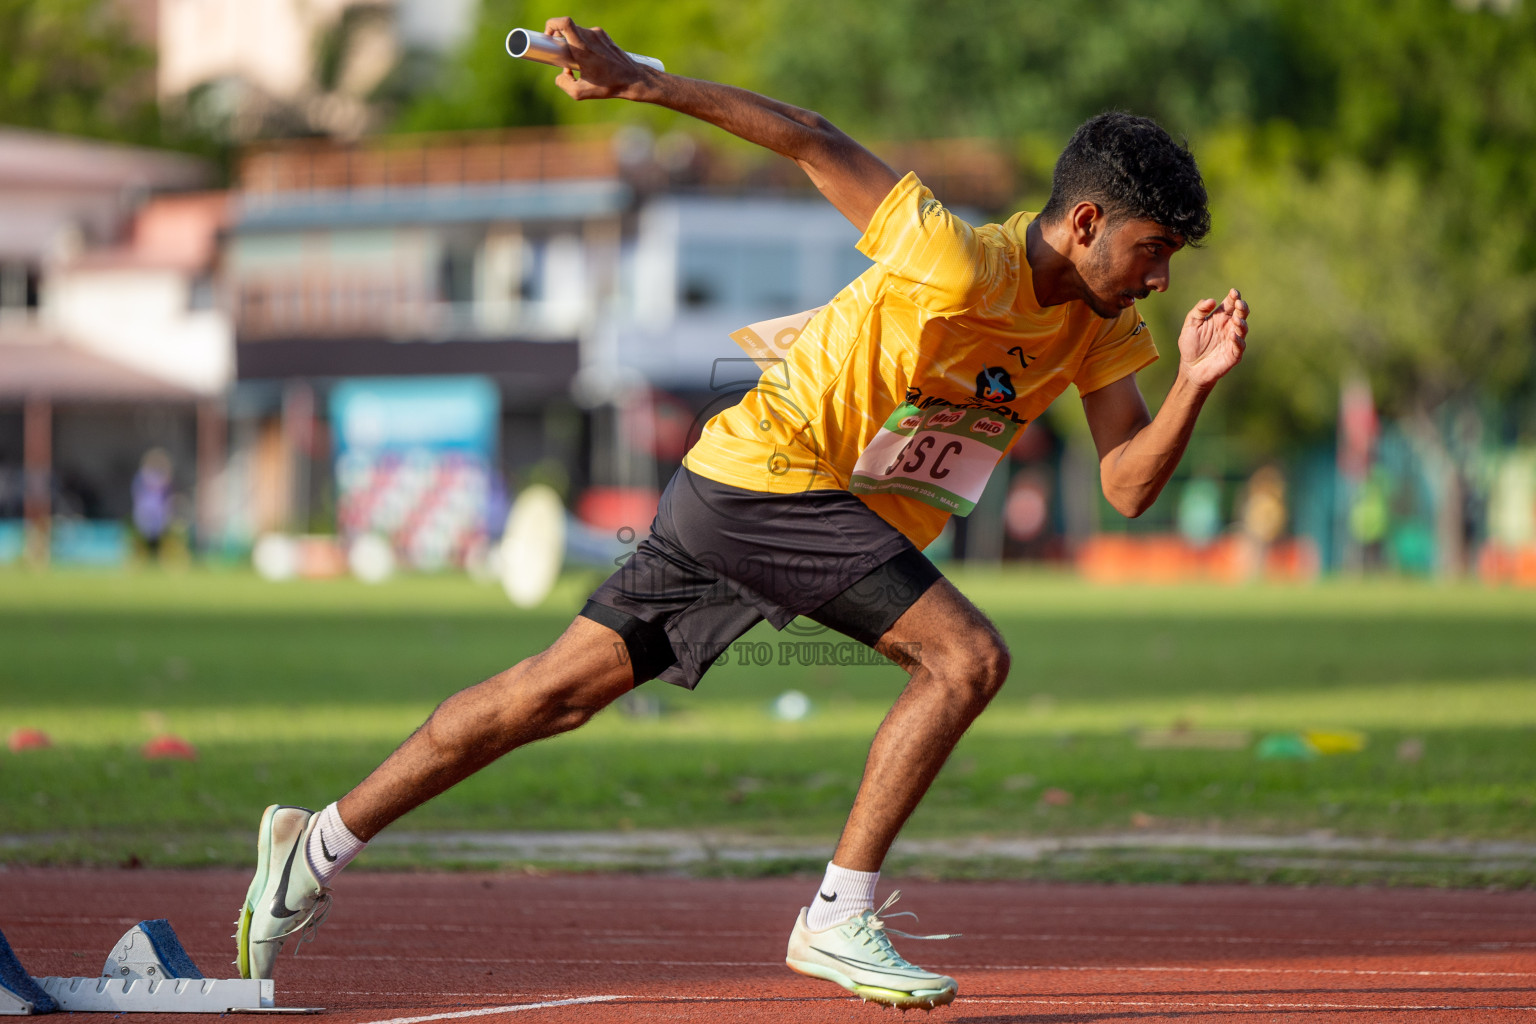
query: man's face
1078 215 1184 319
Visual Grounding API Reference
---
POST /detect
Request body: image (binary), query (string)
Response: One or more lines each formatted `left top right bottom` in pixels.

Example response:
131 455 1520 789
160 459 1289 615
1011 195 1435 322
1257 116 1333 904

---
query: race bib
849 403 1021 516
729 307 825 369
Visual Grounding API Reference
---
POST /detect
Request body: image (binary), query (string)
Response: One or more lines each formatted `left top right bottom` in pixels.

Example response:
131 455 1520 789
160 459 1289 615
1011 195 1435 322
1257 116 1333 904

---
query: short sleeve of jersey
1075 310 1159 394
856 172 1013 315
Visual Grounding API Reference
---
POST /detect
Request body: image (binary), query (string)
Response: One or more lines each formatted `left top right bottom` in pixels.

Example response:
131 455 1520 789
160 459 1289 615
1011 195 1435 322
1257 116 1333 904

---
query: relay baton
505 27 665 73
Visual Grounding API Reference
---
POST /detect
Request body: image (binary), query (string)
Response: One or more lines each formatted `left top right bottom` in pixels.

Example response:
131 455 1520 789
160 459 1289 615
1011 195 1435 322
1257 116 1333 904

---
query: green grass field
2 566 1533 885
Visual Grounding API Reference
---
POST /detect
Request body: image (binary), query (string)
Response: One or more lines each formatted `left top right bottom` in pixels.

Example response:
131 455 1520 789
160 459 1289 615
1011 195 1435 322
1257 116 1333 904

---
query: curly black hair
1038 112 1210 246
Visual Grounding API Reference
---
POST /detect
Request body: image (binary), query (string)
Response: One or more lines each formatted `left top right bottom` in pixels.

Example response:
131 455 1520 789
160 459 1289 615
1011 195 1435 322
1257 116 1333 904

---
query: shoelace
255 886 333 957
845 890 958 967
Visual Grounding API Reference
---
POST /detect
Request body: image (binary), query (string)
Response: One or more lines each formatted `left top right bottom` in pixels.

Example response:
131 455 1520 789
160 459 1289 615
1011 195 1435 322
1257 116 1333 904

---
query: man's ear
1068 201 1105 248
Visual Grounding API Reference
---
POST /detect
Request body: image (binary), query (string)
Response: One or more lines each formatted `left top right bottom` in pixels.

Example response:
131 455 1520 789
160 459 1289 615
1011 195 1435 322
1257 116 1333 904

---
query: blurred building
217 126 1016 566
0 128 222 566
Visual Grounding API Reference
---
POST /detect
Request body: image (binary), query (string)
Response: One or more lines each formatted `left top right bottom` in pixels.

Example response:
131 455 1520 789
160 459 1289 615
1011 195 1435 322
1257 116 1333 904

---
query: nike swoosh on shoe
270 838 303 919
809 946 936 982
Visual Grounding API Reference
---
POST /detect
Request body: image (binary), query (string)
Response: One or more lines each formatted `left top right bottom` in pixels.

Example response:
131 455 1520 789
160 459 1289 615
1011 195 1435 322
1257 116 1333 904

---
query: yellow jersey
682 171 1158 548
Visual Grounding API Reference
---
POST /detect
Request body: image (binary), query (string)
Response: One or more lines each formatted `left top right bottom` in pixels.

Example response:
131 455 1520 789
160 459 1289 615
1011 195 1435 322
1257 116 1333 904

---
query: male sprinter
237 17 1250 1010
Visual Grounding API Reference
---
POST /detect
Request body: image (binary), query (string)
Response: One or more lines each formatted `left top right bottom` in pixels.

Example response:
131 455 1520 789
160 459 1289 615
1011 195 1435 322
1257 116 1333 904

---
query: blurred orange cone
8 728 51 752
142 734 197 760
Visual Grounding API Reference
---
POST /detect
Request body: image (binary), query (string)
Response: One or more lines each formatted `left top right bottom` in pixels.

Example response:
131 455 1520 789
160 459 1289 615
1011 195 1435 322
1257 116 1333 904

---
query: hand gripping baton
505 28 665 73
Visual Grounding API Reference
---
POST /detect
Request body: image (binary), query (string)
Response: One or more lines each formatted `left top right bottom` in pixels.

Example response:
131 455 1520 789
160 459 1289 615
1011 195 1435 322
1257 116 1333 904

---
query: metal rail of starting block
0 919 320 1014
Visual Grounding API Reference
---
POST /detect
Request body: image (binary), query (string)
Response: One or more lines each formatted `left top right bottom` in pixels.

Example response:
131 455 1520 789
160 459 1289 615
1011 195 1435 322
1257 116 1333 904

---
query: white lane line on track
344 994 1536 1018
356 995 626 1024
968 997 1536 1013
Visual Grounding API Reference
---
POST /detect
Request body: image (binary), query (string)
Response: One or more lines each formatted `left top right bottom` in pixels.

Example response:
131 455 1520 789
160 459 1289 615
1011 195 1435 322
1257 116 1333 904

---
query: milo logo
899 414 922 431
972 418 1005 437
928 409 965 427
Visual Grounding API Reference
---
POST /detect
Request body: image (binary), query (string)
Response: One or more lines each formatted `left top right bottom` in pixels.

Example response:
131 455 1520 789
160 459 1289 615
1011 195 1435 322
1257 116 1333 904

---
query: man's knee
922 625 1010 707
959 627 1010 701
428 632 632 747
973 629 1011 695
530 651 630 725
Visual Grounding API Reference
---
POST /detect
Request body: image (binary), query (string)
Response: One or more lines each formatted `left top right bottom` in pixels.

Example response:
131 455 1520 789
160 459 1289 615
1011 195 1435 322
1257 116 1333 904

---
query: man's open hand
1177 288 1249 389
544 17 652 101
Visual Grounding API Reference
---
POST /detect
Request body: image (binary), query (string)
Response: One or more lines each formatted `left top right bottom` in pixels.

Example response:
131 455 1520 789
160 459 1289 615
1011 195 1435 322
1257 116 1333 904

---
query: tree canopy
0 0 160 145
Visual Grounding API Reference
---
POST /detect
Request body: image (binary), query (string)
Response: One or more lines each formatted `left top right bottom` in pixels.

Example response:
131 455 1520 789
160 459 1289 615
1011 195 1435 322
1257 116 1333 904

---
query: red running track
3 869 1534 1022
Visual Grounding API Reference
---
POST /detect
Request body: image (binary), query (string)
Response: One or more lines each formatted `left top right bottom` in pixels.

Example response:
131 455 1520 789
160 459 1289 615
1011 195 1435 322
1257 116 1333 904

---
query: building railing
240 127 624 195
234 275 586 340
238 127 1019 211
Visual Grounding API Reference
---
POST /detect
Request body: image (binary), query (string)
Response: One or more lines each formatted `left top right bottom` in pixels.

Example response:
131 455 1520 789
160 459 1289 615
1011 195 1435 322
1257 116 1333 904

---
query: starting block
0 919 319 1014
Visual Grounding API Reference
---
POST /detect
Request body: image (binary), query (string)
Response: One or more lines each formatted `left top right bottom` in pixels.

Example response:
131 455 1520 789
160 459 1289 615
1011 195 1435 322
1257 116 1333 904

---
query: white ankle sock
304 803 366 884
805 861 879 930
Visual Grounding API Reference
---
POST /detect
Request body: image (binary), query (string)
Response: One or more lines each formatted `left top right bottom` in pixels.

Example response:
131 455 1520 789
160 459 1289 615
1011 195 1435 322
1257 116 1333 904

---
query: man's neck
1024 217 1086 309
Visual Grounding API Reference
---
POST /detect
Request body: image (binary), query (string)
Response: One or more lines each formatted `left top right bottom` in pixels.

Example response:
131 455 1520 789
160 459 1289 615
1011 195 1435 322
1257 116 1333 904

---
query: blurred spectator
132 448 175 560
1350 468 1391 572
1177 475 1222 548
1238 465 1288 578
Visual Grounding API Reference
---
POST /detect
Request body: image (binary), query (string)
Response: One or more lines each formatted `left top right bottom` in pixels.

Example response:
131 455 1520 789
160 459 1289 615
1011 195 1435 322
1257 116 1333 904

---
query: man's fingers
554 68 587 99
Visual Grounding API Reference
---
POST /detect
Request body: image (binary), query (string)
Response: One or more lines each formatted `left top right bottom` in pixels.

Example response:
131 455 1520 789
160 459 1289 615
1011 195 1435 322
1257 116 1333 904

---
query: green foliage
755 0 1311 141
392 0 768 134
0 0 160 144
1167 131 1536 452
389 0 558 133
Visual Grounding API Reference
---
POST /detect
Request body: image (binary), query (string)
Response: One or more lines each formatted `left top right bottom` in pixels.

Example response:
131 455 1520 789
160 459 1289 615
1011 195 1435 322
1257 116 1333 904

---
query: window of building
439 241 477 305
0 261 40 314
678 241 798 314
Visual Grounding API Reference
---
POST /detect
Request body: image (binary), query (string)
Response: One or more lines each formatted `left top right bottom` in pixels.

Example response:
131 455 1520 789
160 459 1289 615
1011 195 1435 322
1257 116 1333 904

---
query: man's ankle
805 861 879 930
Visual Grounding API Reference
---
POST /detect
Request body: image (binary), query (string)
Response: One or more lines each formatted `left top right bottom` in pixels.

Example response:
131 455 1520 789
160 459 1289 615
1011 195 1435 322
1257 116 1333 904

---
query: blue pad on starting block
0 927 57 1014
135 920 202 980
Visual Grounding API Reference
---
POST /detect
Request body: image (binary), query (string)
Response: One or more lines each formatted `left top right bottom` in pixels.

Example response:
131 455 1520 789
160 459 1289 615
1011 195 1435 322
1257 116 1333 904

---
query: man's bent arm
1083 373 1211 518
543 17 899 231
1084 289 1250 517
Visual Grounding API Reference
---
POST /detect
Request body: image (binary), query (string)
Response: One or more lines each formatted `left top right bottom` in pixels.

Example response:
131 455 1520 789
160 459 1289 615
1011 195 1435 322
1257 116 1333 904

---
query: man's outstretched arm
1084 289 1250 517
541 16 899 232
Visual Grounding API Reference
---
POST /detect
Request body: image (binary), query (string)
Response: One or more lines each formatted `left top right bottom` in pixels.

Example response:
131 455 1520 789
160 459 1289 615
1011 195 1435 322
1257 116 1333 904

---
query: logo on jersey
1008 346 1036 369
919 198 943 223
975 367 1016 404
928 409 964 427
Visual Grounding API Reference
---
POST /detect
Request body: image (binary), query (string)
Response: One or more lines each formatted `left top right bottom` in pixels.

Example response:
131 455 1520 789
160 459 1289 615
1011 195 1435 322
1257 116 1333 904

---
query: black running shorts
581 467 943 688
